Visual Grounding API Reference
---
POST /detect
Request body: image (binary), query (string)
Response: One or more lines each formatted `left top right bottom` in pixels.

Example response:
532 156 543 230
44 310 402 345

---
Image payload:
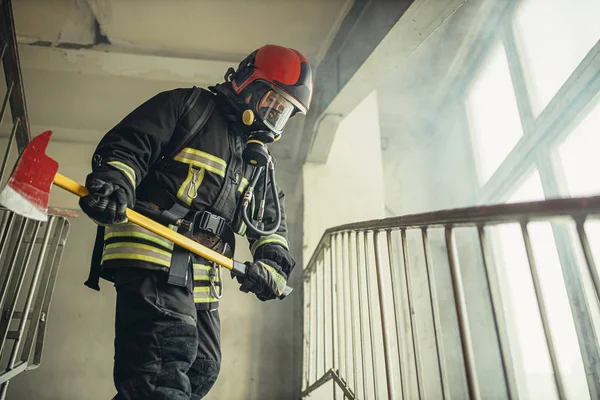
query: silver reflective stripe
174 148 227 178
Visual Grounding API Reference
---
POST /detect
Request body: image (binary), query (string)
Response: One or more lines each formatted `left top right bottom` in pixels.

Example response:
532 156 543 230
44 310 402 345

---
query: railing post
303 276 311 390
21 218 64 366
477 226 518 399
420 228 449 399
373 230 396 399
315 258 320 383
520 222 565 399
401 229 423 399
445 227 480 400
346 232 358 395
575 220 600 303
355 231 368 400
329 239 339 400
364 231 379 400
338 233 348 385
32 219 71 368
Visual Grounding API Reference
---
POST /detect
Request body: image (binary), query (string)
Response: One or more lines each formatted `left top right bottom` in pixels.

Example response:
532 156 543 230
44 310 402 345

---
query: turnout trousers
112 266 221 400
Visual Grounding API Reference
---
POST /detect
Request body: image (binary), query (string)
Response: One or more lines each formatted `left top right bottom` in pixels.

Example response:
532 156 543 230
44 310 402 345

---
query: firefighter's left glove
235 261 287 301
79 177 131 226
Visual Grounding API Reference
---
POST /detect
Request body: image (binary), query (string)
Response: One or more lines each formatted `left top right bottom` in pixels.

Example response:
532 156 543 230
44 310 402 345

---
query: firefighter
78 44 313 400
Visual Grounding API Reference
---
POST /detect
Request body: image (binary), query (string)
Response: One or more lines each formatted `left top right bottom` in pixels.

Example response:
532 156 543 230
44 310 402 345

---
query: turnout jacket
87 87 295 310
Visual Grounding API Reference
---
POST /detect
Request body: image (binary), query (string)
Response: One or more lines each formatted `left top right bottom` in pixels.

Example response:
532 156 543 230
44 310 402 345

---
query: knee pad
189 359 221 399
159 320 199 367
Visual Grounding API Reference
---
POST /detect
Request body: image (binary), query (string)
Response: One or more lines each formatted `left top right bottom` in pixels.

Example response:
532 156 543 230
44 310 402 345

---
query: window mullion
502 20 536 135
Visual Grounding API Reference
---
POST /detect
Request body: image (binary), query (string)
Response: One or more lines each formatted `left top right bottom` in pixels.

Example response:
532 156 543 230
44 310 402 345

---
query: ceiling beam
16 44 234 85
302 0 466 164
300 0 415 164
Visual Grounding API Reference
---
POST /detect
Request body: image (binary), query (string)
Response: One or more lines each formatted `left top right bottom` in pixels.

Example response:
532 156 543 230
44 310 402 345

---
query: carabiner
209 262 224 299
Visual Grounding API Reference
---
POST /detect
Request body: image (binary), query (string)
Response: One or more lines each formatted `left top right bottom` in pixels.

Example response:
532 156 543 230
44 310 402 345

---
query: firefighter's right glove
79 177 130 226
235 261 287 301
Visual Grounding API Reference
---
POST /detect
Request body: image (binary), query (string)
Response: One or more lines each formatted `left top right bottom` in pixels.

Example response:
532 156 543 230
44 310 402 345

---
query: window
466 42 524 186
505 167 544 203
513 0 600 117
555 99 600 198
464 1 600 398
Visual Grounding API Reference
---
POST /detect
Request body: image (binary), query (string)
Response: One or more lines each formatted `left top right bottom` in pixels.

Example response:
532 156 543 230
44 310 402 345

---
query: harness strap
166 202 193 287
84 225 105 291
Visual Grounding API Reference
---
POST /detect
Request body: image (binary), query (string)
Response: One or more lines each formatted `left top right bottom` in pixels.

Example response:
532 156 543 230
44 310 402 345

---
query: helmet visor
257 89 294 133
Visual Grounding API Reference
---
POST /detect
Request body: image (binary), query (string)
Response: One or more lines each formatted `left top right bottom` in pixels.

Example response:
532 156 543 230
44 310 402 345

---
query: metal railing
302 196 600 399
0 0 32 153
0 209 72 398
0 2 78 397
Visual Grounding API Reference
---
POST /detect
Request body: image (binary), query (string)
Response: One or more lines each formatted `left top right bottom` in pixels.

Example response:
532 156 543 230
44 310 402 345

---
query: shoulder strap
155 87 216 169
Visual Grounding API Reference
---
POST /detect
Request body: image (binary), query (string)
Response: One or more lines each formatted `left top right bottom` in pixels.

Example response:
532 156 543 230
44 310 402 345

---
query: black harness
85 88 242 291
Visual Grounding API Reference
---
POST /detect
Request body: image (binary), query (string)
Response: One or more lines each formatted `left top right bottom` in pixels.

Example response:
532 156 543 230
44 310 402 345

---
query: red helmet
230 45 313 134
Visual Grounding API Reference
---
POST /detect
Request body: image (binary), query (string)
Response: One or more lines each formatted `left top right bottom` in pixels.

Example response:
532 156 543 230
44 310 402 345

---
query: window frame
449 2 600 397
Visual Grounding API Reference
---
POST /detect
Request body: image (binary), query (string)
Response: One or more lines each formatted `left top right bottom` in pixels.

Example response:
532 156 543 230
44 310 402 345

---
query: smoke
375 0 513 215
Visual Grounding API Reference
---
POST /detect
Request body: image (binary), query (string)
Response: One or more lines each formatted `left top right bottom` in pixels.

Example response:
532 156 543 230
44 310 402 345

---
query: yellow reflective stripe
174 148 227 178
103 253 171 268
237 177 249 193
105 242 172 257
194 297 218 304
177 165 205 206
259 262 286 296
193 264 211 271
194 287 212 293
107 161 136 187
105 231 174 250
250 234 289 254
193 275 220 282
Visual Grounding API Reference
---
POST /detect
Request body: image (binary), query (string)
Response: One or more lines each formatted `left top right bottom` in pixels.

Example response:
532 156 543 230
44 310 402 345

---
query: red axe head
0 130 58 221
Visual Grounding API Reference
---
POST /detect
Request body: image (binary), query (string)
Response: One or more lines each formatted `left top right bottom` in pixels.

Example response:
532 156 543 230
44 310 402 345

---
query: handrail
302 195 600 399
305 195 600 276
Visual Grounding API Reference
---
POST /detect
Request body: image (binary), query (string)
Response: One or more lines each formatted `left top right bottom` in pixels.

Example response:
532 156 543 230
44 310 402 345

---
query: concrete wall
302 91 386 262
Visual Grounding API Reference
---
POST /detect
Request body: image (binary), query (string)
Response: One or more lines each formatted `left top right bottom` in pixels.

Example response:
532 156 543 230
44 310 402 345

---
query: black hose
241 163 281 236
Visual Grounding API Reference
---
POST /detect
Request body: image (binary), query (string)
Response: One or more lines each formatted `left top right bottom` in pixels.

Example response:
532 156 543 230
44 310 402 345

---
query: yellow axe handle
53 172 234 270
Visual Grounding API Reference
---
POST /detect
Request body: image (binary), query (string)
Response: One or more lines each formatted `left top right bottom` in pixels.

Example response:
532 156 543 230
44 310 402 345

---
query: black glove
235 261 288 301
79 177 130 225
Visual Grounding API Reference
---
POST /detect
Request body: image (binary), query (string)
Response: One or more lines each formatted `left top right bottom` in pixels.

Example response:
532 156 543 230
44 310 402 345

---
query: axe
0 130 292 298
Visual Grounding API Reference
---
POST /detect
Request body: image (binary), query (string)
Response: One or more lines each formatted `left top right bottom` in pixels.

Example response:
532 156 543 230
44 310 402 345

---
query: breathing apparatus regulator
211 44 313 237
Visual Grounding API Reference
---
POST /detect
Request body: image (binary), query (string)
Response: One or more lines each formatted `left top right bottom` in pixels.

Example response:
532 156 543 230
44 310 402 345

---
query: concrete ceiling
14 0 350 63
1 0 352 209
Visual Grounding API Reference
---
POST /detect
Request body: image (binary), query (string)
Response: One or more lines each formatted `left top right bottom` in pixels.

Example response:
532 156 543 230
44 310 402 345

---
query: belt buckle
193 211 225 236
